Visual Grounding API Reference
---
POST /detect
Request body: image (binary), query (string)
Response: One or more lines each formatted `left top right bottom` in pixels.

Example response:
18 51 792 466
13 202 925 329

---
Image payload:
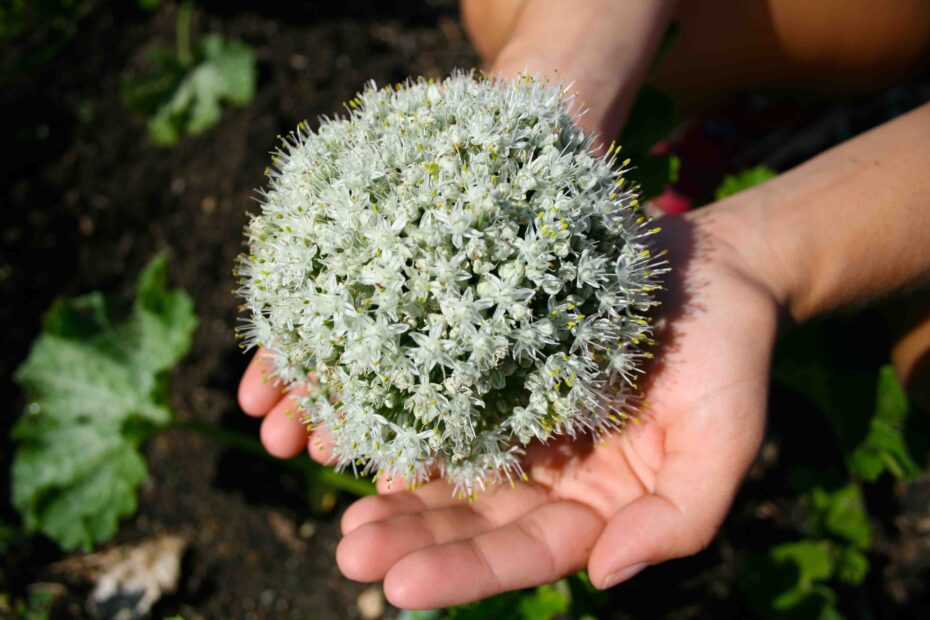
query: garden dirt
2 2 929 618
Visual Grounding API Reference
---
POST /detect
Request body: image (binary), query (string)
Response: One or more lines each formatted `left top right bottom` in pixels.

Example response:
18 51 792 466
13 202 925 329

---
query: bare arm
485 0 676 139
713 102 930 323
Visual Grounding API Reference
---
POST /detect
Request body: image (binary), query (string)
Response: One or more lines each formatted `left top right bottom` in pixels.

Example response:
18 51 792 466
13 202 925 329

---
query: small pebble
78 215 94 236
289 54 308 70
915 516 930 534
298 521 317 540
357 586 385 620
201 196 217 215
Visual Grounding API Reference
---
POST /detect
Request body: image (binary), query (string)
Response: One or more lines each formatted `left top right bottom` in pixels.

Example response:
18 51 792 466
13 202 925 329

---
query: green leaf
444 591 523 620
12 427 147 550
740 540 843 620
806 483 871 549
11 255 197 550
122 48 186 116
773 334 874 461
618 86 680 199
566 571 607 618
133 255 199 373
620 86 679 160
847 365 928 481
396 612 441 620
834 547 869 586
715 165 776 200
771 323 928 481
146 34 256 146
518 581 570 620
443 580 571 620
771 541 836 598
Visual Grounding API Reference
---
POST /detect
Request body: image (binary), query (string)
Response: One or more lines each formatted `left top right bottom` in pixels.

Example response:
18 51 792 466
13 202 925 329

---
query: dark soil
2 2 477 618
2 1 929 619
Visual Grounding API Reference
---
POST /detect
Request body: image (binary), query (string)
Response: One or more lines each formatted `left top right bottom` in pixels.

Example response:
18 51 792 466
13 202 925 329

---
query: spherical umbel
237 72 668 496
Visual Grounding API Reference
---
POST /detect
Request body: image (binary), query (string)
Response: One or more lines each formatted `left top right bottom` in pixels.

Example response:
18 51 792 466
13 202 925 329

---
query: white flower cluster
237 72 667 496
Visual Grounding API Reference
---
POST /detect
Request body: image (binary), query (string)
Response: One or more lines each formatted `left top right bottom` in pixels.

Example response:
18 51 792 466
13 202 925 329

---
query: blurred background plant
11 256 371 552
122 1 257 146
2 0 928 618
0 0 99 76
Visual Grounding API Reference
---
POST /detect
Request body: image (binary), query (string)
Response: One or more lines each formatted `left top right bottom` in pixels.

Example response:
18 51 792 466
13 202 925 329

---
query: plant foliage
619 85 680 199
400 573 603 620
715 165 776 200
123 5 256 148
11 256 197 550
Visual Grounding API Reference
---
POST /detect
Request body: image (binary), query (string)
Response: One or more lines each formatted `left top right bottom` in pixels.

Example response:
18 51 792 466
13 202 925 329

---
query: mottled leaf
12 255 197 550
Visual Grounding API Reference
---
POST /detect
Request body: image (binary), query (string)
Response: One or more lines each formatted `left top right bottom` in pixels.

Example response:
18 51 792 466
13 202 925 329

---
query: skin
239 0 930 609
465 0 930 116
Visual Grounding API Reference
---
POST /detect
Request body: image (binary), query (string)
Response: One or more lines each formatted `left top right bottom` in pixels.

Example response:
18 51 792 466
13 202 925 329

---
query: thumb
588 404 763 588
586 492 723 589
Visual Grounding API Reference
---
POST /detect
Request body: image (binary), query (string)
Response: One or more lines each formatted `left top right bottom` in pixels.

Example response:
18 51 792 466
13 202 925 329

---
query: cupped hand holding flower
239 206 780 607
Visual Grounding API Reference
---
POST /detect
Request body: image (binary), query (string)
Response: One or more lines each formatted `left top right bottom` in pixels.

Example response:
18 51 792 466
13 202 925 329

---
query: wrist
694 190 802 323
710 104 930 326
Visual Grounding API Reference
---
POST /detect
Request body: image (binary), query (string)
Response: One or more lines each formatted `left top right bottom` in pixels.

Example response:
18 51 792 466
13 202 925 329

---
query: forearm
491 0 676 139
716 102 930 323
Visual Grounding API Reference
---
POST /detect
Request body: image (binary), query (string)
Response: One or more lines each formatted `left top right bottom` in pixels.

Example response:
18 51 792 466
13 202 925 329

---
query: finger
341 481 467 535
381 501 604 609
307 425 336 465
588 395 765 589
239 348 287 417
374 464 437 494
337 484 548 582
341 478 545 535
376 472 409 495
259 387 311 459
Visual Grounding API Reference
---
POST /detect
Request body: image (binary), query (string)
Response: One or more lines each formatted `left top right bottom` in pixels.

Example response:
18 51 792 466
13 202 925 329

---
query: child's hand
238 80 930 614
237 208 781 607
332 211 778 608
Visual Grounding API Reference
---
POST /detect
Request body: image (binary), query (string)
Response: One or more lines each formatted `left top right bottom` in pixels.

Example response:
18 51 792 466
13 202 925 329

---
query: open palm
238 209 780 609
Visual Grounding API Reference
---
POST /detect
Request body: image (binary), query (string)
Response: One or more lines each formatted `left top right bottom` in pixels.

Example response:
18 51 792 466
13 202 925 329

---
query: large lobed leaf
12 256 197 550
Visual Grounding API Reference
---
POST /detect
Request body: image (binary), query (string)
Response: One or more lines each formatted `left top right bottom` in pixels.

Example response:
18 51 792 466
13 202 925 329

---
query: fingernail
603 562 648 588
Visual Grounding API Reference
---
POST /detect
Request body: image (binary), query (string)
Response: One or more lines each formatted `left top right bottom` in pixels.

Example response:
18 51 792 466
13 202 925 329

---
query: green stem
176 1 194 67
173 418 375 496
317 466 379 497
